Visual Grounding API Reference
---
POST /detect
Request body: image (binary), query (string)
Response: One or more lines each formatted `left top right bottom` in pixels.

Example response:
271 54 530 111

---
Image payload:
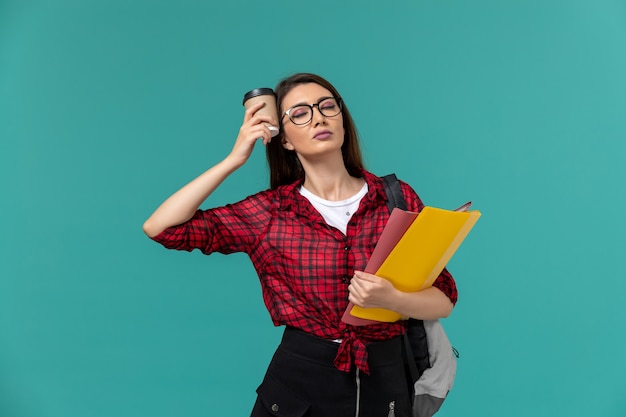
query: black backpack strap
382 174 408 212
381 173 431 384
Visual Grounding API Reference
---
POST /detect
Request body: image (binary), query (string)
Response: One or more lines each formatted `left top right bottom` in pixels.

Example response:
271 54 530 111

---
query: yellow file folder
343 204 481 324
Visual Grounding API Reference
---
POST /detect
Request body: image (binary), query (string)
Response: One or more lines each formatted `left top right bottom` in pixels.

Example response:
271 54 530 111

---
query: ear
282 137 295 151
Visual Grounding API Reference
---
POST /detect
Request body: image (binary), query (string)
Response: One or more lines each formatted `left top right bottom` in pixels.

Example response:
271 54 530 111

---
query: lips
314 130 332 139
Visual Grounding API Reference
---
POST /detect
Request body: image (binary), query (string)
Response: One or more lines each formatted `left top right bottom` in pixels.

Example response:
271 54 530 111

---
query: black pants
251 327 412 417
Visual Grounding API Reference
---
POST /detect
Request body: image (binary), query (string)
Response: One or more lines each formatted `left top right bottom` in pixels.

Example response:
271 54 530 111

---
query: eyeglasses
282 97 343 126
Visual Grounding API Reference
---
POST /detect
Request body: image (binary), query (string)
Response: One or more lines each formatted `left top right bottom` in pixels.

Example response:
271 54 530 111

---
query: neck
300 159 364 201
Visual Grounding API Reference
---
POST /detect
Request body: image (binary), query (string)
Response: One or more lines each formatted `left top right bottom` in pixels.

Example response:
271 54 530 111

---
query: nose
311 104 326 125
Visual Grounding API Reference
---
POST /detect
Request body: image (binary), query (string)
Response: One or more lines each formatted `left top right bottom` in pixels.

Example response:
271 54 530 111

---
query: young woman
143 73 457 417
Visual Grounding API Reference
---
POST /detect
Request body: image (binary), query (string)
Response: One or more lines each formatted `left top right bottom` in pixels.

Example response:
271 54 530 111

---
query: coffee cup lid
243 88 276 105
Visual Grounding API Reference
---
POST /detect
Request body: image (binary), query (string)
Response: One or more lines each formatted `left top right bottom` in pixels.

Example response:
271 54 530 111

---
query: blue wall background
2 1 625 416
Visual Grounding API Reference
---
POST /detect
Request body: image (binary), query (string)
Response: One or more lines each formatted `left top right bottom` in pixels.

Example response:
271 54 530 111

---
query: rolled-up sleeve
432 267 458 305
151 190 275 255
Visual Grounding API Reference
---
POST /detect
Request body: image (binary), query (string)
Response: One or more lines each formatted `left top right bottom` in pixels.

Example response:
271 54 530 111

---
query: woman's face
280 83 345 158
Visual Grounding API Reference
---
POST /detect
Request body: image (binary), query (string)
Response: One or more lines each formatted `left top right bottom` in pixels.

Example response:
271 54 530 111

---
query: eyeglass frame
281 96 344 126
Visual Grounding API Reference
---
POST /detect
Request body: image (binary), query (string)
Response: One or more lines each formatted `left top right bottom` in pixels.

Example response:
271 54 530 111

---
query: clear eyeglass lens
287 98 341 125
319 98 340 117
289 106 312 124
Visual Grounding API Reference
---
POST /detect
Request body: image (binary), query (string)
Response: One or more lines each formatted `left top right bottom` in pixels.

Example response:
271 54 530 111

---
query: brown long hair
266 73 365 189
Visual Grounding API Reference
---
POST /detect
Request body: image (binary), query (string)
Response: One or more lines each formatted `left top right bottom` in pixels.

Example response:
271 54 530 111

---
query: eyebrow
288 96 334 108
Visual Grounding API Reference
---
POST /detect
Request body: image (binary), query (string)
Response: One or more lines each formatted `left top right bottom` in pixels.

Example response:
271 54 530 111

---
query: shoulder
360 169 387 191
230 187 279 212
233 180 303 213
397 179 419 200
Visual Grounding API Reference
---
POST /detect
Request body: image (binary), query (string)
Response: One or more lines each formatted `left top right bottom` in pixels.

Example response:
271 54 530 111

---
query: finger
251 125 271 145
248 126 273 146
349 278 366 296
355 271 378 283
353 271 370 281
241 121 271 138
261 124 277 145
349 289 367 308
243 101 266 122
348 285 361 300
248 113 279 129
352 272 369 286
348 292 360 306
349 276 360 290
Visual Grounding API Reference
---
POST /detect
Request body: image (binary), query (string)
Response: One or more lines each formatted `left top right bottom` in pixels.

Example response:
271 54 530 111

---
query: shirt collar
276 169 388 212
359 169 388 207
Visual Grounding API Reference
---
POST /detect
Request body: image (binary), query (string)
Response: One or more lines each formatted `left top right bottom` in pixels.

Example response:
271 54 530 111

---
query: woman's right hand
228 101 278 167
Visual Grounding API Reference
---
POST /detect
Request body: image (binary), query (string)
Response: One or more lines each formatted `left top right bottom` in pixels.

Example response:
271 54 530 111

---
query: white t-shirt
299 183 369 234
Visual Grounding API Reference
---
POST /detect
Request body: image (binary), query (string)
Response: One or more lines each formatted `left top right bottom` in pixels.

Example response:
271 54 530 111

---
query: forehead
282 83 333 108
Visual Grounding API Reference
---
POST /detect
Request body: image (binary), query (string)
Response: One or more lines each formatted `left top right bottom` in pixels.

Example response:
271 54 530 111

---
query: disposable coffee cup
242 88 279 137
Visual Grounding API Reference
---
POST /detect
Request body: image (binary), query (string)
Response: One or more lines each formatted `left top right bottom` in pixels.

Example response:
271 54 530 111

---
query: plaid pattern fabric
152 169 457 373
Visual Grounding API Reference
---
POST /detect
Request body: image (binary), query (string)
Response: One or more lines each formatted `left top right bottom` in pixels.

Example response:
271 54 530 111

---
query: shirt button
344 246 350 251
271 403 279 412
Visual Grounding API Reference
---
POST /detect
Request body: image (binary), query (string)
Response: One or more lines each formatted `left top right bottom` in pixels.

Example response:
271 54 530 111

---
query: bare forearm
389 286 454 320
142 156 241 238
348 272 454 320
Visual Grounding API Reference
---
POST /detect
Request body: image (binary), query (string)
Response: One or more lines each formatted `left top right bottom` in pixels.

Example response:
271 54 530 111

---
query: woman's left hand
348 271 397 310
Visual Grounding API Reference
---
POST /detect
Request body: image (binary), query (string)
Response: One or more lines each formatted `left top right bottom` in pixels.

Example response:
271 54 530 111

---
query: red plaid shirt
151 170 457 373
